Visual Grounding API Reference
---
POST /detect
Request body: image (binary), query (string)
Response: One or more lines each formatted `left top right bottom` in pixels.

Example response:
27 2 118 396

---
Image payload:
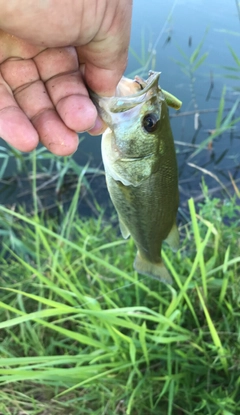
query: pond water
0 0 240 209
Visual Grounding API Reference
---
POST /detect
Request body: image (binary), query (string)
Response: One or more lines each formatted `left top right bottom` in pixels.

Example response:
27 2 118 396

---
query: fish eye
142 113 159 133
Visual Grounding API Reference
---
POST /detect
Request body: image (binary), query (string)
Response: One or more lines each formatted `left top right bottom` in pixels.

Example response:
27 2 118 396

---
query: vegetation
0 166 239 414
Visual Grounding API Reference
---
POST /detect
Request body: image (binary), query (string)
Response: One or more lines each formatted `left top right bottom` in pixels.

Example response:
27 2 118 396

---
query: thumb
77 0 132 96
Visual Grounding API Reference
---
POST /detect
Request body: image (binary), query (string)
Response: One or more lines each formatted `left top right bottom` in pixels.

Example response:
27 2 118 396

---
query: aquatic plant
223 45 240 89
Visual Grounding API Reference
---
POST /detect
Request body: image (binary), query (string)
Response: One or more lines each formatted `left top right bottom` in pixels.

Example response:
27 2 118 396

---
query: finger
16 78 79 156
46 72 97 132
0 74 39 152
34 47 98 132
87 119 106 136
78 0 132 96
1 57 79 156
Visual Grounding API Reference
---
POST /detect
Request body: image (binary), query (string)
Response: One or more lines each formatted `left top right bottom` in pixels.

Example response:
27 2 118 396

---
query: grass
0 164 240 415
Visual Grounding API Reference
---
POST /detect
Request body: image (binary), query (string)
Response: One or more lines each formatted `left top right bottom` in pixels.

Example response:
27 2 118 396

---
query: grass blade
196 287 228 373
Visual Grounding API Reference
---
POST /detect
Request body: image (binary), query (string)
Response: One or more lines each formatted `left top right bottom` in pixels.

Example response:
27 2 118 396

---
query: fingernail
87 116 106 136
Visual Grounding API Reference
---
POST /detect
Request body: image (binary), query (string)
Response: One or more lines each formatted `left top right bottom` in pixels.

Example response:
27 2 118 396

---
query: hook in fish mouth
89 71 182 116
89 72 162 114
115 71 161 99
133 79 144 90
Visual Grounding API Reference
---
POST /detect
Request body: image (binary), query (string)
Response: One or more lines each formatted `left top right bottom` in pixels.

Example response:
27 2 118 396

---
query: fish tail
134 252 173 285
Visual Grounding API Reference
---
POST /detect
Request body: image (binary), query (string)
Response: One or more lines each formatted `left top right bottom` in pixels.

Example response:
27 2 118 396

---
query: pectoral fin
165 222 179 252
134 252 173 284
119 217 130 239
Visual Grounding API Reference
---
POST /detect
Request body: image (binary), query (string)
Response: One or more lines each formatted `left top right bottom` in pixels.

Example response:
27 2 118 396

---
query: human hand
0 0 132 155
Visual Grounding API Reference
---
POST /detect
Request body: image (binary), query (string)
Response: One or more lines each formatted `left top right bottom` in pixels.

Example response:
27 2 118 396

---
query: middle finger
34 47 98 132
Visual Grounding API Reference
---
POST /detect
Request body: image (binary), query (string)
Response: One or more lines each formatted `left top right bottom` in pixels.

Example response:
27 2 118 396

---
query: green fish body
90 72 181 284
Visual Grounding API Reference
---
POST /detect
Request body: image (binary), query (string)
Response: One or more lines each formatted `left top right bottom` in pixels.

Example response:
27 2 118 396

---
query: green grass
0 171 240 415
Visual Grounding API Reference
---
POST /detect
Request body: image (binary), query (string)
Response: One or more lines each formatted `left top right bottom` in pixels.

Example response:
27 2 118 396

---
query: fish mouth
111 71 161 113
89 71 162 114
116 71 160 98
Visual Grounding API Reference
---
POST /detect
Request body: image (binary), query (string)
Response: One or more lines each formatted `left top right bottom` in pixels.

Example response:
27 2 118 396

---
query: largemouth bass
90 71 182 284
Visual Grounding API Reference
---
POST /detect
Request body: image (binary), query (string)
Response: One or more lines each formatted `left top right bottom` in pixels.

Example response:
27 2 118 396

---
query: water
1 0 240 208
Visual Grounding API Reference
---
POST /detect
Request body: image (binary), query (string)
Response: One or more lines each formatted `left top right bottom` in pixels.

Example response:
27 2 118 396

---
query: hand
0 0 132 155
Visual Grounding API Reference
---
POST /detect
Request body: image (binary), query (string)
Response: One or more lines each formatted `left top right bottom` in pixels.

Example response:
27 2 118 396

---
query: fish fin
165 222 179 252
134 252 173 284
119 217 130 239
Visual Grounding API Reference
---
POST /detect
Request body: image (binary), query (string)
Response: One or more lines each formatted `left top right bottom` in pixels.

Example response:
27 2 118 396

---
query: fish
90 71 182 284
